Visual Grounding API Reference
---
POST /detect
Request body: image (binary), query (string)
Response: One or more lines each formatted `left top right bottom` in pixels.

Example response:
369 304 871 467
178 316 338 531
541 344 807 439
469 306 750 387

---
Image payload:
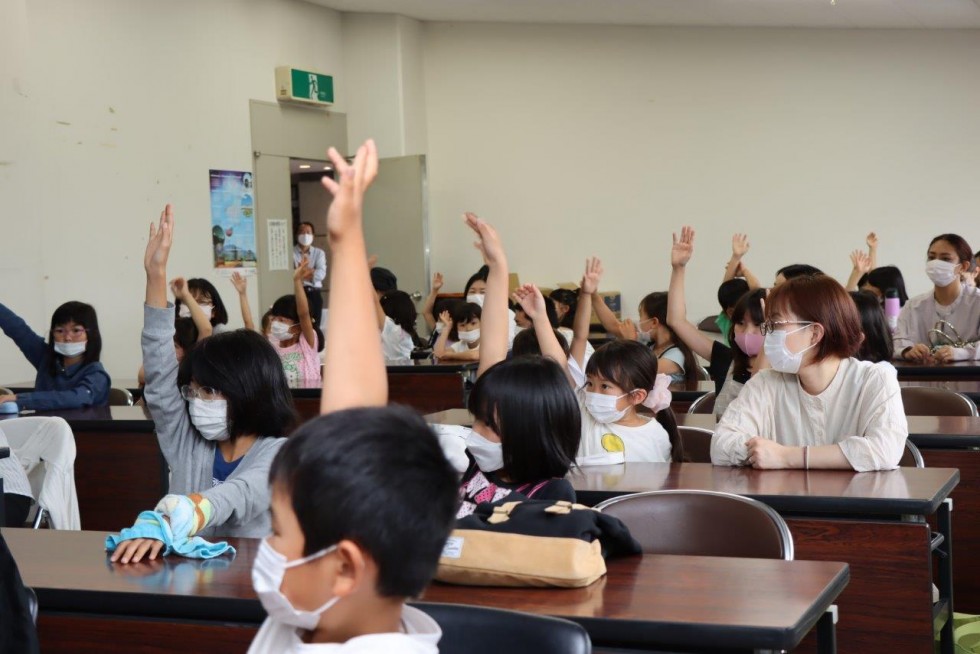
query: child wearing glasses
110 205 297 564
0 301 110 410
711 274 908 471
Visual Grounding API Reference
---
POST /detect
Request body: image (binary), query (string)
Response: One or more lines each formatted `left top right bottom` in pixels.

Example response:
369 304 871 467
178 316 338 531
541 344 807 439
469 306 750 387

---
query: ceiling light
298 164 311 169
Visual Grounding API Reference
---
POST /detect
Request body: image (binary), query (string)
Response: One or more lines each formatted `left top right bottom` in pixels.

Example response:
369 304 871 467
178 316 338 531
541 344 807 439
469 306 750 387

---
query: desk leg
815 609 837 654
939 499 954 654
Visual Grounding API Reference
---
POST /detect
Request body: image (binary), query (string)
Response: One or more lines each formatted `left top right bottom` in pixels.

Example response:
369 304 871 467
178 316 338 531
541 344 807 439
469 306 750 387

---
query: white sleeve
892 301 919 354
710 374 772 466
836 364 908 472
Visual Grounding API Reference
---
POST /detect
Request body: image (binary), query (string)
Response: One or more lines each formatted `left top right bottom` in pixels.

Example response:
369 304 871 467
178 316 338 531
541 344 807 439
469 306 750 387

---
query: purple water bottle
884 288 900 334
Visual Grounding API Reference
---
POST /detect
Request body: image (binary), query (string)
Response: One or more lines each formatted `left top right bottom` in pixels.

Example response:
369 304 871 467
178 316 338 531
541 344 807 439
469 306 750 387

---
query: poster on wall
267 219 290 271
209 169 257 270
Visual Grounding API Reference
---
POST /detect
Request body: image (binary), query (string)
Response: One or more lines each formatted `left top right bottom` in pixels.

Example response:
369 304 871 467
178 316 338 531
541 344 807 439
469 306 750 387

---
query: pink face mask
735 332 764 357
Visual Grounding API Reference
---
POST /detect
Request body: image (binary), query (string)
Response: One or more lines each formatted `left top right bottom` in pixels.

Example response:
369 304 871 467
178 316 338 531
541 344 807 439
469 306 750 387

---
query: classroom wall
0 0 344 383
422 24 980 322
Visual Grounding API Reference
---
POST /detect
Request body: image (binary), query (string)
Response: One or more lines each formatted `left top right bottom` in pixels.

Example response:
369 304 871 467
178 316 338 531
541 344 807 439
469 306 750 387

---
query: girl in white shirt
377 290 422 362
711 274 908 472
433 302 481 362
895 233 980 363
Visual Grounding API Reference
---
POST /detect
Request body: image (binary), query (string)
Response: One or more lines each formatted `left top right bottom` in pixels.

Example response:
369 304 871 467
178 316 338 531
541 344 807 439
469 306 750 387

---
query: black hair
717 278 749 312
850 291 894 363
585 340 684 462
172 279 229 327
173 317 200 355
428 298 463 348
269 406 458 597
856 266 909 307
728 288 766 380
776 264 823 281
47 301 102 377
381 290 423 348
639 292 698 385
513 297 559 330
511 328 569 358
270 294 299 324
298 221 315 232
370 267 398 294
260 309 274 335
449 302 481 342
468 356 581 483
177 330 297 439
929 234 974 267
463 265 490 297
548 289 578 329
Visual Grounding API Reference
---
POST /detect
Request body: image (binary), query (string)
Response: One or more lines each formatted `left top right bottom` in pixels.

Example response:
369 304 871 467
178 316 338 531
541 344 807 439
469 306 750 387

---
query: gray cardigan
142 304 284 538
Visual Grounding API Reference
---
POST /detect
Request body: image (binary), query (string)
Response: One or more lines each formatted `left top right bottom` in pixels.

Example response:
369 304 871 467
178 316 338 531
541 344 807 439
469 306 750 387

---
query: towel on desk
105 504 234 560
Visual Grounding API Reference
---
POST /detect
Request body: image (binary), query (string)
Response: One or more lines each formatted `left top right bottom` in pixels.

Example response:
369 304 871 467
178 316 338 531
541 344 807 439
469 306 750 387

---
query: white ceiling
307 0 980 29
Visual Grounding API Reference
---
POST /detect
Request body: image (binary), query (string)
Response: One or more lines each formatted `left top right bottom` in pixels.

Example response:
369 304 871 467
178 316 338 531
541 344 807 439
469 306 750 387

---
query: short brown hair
766 274 862 363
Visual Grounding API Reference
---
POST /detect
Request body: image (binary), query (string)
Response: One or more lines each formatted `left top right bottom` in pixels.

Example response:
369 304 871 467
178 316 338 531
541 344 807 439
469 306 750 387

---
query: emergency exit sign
275 66 334 106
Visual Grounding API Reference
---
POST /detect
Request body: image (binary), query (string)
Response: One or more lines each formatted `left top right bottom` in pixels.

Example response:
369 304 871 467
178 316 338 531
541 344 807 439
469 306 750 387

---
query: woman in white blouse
711 274 907 472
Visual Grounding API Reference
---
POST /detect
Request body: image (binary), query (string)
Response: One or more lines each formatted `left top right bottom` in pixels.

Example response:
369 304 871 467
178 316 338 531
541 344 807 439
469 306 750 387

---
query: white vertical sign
267 219 290 271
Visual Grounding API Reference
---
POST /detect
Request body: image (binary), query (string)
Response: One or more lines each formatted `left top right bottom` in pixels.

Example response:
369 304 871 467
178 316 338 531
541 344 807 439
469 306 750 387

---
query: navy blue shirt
212 450 243 487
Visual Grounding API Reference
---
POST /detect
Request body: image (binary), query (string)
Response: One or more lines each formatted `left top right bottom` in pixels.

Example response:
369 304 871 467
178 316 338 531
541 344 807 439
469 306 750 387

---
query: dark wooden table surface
5 529 849 653
893 361 980 381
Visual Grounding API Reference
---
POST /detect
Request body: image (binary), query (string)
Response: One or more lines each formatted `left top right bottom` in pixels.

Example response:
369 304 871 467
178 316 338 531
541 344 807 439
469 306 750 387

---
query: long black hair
381 290 423 347
174 278 229 327
47 301 102 377
857 266 909 307
850 291 894 363
639 292 698 385
728 288 766 381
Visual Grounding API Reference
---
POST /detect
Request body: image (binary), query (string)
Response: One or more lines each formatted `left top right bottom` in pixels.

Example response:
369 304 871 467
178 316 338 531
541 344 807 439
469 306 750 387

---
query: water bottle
884 288 900 334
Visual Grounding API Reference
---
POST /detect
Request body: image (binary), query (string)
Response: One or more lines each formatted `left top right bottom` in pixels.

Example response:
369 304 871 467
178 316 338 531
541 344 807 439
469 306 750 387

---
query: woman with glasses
0 301 110 410
711 274 907 471
110 205 296 564
895 233 980 363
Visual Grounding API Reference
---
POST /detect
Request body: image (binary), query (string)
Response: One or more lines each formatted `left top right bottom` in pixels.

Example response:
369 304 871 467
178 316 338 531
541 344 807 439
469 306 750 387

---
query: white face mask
53 341 87 358
270 320 296 342
763 324 817 375
584 391 632 423
457 328 480 344
188 398 230 441
252 537 339 630
926 259 959 288
179 303 213 319
465 428 504 472
298 233 314 247
466 293 485 308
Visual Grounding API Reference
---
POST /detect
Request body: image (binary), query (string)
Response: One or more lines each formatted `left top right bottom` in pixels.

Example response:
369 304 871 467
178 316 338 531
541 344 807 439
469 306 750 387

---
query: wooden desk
893 361 980 381
5 529 849 654
569 462 957 654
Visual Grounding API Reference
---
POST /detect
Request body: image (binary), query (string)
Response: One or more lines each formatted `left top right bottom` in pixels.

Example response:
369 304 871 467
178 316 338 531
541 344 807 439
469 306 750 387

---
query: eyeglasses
52 327 89 339
760 320 813 335
179 385 222 401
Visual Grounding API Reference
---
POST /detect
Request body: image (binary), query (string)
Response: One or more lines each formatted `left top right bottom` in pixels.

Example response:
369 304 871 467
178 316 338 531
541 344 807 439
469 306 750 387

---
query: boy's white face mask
251 537 340 629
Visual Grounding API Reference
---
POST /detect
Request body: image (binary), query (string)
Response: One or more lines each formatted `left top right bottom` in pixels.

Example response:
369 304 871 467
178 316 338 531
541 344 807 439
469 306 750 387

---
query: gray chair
677 426 714 463
899 439 925 468
687 391 716 415
108 387 134 407
900 386 978 417
415 602 591 654
595 489 794 560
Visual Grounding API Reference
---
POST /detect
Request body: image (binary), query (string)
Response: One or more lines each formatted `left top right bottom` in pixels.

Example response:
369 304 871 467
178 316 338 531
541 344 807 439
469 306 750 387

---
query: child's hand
439 310 453 327
321 139 378 246
230 272 248 294
620 318 639 341
432 272 444 293
109 537 165 564
732 233 750 259
511 283 547 320
866 232 879 250
169 277 188 301
671 226 695 268
144 204 174 277
464 212 505 268
294 256 310 282
850 250 871 274
581 257 603 295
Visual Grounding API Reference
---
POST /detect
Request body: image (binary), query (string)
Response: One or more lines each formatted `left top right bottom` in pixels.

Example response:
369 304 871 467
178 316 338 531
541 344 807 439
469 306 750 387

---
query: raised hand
866 232 879 250
432 272 444 293
320 139 379 246
144 204 174 276
581 257 603 295
732 233 750 259
169 277 188 301
230 272 248 295
463 212 505 268
511 283 547 321
620 318 639 341
671 226 695 268
294 255 310 282
439 310 453 327
850 250 871 274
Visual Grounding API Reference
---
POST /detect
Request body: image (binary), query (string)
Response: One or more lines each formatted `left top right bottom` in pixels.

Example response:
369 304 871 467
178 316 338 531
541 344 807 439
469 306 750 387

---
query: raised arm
229 273 256 332
465 213 509 378
572 257 602 367
867 232 878 271
722 233 750 283
845 250 871 292
292 257 317 349
667 226 716 361
170 277 212 339
591 282 626 339
422 272 443 331
0 303 47 369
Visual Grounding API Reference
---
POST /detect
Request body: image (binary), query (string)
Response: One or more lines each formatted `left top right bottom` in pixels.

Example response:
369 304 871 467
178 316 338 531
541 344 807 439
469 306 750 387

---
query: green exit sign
275 66 334 106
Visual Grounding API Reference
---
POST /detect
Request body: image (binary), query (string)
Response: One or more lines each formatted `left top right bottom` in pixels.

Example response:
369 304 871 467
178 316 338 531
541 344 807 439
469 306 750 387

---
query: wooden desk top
0 406 155 431
570 461 959 515
6 529 848 651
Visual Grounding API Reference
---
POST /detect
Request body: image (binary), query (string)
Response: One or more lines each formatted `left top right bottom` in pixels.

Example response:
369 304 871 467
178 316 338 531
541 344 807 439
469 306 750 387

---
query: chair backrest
899 439 925 468
900 386 979 417
415 602 591 654
108 387 134 407
687 391 716 415
677 426 713 463
595 489 794 560
695 365 712 381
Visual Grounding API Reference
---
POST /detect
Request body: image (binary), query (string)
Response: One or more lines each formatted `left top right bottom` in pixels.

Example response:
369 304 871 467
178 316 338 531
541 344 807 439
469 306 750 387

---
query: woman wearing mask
710 274 907 471
894 234 980 362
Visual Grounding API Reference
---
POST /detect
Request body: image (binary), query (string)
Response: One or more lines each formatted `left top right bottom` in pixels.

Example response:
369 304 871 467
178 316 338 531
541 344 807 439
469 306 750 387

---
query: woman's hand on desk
745 437 797 469
902 344 934 363
110 537 165 564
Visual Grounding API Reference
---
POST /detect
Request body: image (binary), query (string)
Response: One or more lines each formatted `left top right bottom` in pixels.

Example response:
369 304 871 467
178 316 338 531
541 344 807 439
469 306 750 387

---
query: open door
361 155 429 329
